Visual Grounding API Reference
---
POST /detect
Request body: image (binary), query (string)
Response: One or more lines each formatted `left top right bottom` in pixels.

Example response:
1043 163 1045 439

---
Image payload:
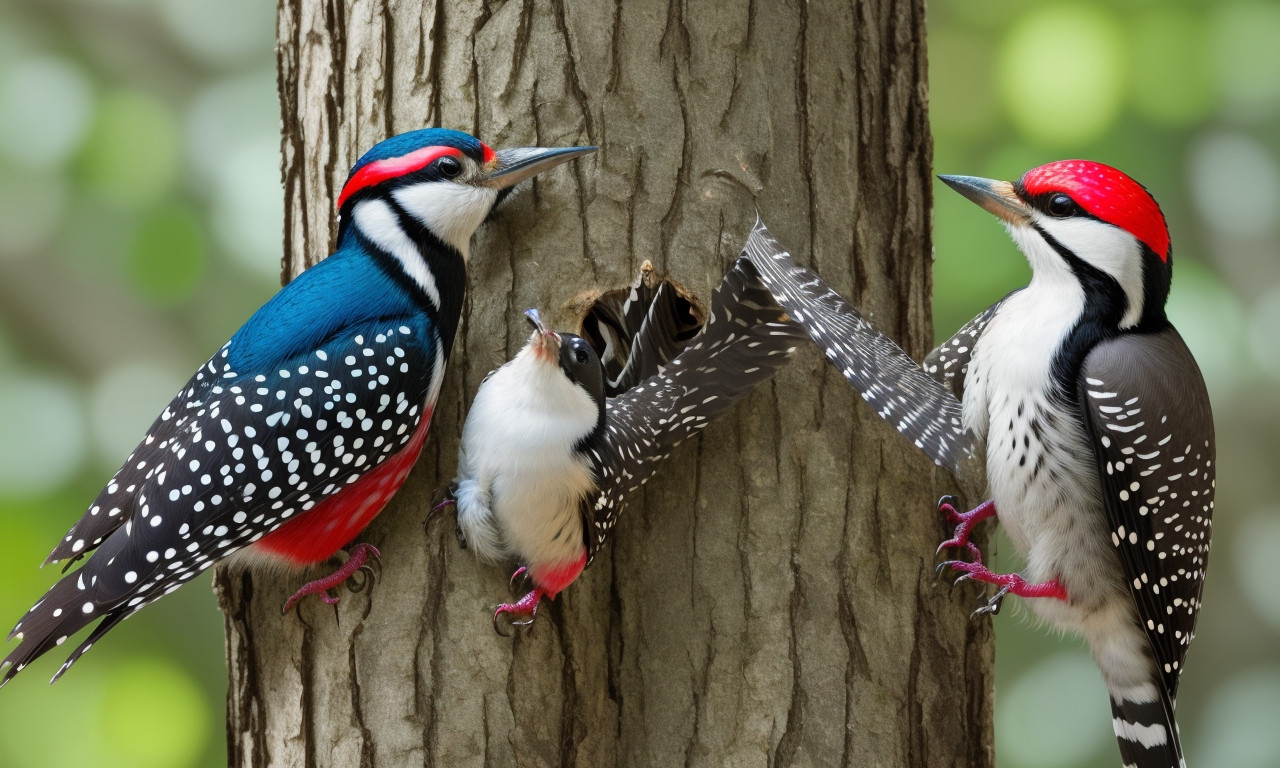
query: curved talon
491 587 546 637
509 566 531 596
493 610 516 638
282 543 382 614
936 538 983 557
935 499 997 560
937 557 1067 612
492 605 537 637
973 586 1012 617
425 485 458 527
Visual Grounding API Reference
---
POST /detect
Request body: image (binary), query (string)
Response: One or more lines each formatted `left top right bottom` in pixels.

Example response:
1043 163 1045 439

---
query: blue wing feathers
229 251 423 374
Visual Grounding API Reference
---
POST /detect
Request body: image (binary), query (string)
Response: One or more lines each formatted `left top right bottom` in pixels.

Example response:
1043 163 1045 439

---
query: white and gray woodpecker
743 161 1215 768
436 230 807 633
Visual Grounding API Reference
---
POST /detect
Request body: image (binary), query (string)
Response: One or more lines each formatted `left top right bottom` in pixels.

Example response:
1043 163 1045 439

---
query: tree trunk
215 1 995 766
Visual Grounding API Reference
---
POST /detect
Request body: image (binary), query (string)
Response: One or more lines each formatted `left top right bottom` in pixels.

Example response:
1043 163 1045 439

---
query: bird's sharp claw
937 559 1065 615
509 566 532 596
972 586 1012 617
491 587 545 636
282 543 381 614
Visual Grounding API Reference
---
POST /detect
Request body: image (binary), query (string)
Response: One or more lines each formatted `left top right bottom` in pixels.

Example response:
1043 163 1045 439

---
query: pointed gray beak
939 174 1032 225
524 308 549 334
524 308 561 360
481 145 596 189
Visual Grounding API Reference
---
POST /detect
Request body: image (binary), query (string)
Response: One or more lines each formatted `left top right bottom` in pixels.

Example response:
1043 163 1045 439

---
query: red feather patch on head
336 146 465 210
1021 160 1170 261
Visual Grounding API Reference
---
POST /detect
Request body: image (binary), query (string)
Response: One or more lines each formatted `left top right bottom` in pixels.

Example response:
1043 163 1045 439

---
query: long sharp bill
524 308 560 358
938 175 1032 225
481 146 596 189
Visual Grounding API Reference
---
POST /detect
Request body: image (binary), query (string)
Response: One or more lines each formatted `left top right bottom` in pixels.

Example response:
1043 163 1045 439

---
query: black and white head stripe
580 252 806 559
3 321 436 685
1078 329 1213 768
740 218 976 478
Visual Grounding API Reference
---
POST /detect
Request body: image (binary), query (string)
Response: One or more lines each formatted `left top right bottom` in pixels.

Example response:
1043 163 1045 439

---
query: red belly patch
253 408 433 566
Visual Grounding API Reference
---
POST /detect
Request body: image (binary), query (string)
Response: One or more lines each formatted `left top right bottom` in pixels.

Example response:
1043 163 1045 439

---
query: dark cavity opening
578 261 704 397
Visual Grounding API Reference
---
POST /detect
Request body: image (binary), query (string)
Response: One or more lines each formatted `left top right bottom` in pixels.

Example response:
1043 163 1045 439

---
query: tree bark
215 1 995 766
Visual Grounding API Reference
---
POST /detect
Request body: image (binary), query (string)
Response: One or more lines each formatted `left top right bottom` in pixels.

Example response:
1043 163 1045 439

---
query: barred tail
1110 686 1185 768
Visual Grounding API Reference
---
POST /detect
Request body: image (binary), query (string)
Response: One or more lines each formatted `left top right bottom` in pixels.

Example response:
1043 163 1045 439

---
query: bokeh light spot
0 55 94 170
77 90 178 208
0 664 106 767
95 658 210 768
212 136 284 279
0 165 67 257
998 6 1125 148
186 73 283 279
1248 287 1280 381
1233 511 1280 630
156 0 274 69
1193 666 1280 767
1211 2 1280 119
0 373 86 497
996 652 1111 767
1166 261 1247 401
1129 8 1215 127
90 361 188 468
1187 131 1280 239
929 29 997 139
128 204 207 304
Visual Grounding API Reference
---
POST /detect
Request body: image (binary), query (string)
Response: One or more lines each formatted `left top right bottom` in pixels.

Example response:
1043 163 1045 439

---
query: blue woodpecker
744 163 1214 768
1 128 594 686
437 232 806 632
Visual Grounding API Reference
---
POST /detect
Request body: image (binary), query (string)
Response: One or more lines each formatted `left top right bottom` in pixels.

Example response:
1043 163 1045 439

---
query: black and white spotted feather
922 296 1008 402
1078 330 1214 768
581 252 806 559
581 261 701 396
3 321 434 685
740 218 976 478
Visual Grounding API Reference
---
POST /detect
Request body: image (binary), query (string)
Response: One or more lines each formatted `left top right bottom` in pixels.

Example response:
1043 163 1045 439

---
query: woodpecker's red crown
1020 160 1170 262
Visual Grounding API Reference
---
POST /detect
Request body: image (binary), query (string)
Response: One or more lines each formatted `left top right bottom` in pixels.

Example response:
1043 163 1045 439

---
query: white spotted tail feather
581 248 808 560
740 218 977 479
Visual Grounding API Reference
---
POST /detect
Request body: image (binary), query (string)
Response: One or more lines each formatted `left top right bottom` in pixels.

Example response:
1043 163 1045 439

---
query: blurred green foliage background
0 0 1275 766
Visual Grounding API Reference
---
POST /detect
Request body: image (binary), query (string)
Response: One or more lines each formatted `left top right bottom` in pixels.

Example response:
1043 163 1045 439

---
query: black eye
1047 193 1075 217
435 156 462 178
573 348 589 365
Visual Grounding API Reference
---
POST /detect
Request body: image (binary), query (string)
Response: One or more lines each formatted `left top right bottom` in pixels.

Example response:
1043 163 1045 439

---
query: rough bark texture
215 0 995 766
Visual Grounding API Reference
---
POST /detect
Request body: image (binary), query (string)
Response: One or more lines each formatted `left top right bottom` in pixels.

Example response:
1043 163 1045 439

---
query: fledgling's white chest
454 350 598 570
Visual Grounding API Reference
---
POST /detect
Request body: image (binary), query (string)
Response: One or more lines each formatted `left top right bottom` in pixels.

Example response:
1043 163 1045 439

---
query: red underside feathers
253 408 434 566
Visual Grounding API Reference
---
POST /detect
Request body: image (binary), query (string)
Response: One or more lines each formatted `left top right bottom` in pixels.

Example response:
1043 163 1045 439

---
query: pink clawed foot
493 586 547 637
935 496 997 558
283 543 381 614
936 559 1067 616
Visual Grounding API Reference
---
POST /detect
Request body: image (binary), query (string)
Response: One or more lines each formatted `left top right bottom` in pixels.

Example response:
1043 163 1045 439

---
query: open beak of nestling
480 146 597 190
938 174 1033 225
524 308 561 363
